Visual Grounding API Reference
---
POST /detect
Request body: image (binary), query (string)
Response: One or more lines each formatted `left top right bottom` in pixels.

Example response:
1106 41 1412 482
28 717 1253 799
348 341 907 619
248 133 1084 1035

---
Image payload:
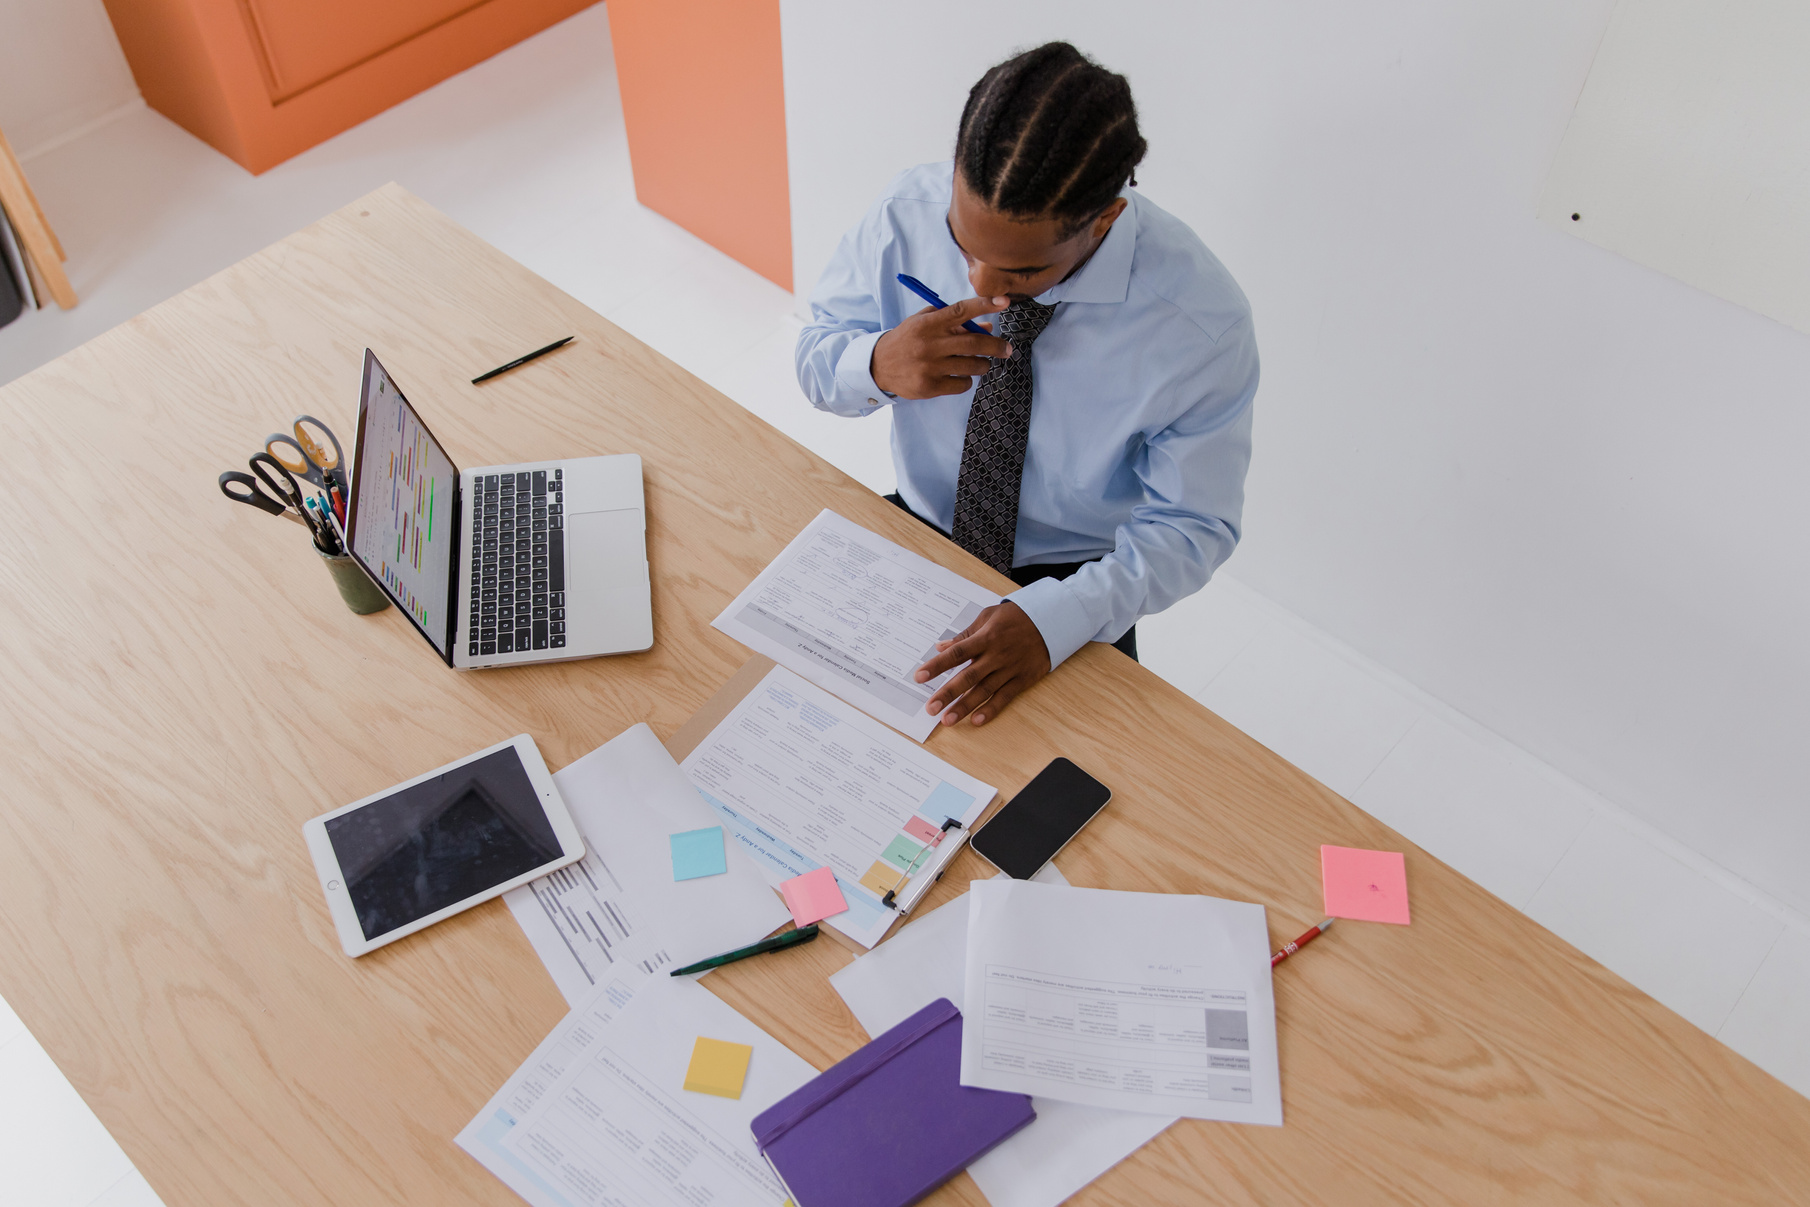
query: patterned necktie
950 298 1060 574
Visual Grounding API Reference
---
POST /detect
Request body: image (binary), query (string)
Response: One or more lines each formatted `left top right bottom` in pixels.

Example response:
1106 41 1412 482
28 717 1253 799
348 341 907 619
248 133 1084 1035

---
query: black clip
881 818 966 909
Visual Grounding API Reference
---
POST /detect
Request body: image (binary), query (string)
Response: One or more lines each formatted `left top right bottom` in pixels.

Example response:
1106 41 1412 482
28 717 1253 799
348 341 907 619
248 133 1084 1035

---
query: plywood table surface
0 185 1805 1206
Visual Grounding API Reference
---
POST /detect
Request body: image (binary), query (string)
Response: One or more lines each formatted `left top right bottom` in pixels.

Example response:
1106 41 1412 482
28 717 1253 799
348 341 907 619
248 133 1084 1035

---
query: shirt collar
1035 192 1137 305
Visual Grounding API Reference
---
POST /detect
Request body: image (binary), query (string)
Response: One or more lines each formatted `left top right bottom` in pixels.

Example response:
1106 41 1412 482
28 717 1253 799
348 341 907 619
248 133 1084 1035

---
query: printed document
506 724 791 1005
680 665 996 948
712 510 1000 741
961 879 1282 1126
457 976 816 1207
830 868 1178 1207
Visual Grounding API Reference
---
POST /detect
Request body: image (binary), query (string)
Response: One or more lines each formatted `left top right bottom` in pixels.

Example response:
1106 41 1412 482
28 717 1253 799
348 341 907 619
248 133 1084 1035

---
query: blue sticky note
670 827 728 881
921 781 975 826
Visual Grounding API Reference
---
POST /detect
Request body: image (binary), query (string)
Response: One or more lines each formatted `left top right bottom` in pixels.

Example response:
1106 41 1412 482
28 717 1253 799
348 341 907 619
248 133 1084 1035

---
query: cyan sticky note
882 833 926 871
670 827 728 881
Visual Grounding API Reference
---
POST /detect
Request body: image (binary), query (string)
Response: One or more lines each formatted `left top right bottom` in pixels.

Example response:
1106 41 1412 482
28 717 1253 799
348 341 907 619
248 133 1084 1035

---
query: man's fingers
942 666 1014 725
969 678 1023 726
935 356 995 378
947 333 1012 359
945 294 1011 324
926 662 986 714
916 637 977 684
922 375 977 397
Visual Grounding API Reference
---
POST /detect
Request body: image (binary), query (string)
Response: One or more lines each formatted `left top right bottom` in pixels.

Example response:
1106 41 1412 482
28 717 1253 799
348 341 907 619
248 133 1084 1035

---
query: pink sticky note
903 815 945 847
780 866 849 926
1321 845 1411 925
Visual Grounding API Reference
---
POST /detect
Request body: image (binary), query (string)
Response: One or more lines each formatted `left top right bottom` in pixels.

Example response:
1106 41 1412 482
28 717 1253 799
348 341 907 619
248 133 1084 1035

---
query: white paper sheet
711 510 1000 741
457 976 817 1207
829 867 1177 1207
506 724 792 1005
961 879 1281 1126
680 666 996 948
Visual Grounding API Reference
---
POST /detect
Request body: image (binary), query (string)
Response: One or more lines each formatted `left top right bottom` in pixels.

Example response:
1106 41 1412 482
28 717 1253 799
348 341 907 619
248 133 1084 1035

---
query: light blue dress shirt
796 161 1258 669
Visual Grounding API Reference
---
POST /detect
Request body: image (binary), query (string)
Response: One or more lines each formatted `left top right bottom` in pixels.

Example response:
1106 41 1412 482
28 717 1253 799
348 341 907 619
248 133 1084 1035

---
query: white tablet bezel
302 734 585 957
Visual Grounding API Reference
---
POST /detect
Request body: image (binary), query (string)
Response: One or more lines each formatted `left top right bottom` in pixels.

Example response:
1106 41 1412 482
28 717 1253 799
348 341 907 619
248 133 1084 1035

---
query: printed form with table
446 507 1404 1207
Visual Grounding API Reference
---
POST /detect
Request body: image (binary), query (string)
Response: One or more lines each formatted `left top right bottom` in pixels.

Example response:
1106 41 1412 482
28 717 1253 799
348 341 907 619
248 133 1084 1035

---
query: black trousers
884 493 1138 662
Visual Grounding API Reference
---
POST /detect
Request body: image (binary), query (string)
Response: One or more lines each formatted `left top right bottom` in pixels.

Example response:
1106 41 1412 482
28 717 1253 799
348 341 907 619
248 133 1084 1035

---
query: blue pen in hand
896 274 991 334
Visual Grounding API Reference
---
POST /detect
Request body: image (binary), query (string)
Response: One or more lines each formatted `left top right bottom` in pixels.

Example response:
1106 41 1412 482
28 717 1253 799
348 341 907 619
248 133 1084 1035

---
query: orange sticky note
780 866 848 926
684 1036 753 1099
860 859 905 898
1321 845 1411 925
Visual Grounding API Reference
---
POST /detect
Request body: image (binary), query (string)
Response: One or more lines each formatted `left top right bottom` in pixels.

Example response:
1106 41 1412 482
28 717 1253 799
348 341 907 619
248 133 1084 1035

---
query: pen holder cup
318 549 390 615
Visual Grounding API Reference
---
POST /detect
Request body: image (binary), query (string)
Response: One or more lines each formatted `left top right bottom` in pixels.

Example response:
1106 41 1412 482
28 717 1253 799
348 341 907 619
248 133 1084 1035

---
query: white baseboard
16 98 146 164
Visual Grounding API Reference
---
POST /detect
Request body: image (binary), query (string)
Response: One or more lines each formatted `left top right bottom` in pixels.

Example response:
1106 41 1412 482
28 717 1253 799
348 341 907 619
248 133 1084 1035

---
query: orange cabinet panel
101 0 594 173
241 0 486 101
606 0 791 290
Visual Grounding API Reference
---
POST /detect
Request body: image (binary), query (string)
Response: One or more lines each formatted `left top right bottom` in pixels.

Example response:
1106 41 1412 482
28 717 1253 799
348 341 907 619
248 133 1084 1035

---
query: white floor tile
701 322 898 495
1524 817 1784 1035
0 5 630 390
597 251 795 386
1137 574 1271 698
0 1032 135 1207
1193 624 1421 798
1352 717 1593 910
1718 928 1810 1099
89 1170 167 1207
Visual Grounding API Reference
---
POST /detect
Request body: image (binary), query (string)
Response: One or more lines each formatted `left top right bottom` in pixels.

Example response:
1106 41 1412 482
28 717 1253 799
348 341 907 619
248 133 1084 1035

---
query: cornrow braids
956 42 1148 236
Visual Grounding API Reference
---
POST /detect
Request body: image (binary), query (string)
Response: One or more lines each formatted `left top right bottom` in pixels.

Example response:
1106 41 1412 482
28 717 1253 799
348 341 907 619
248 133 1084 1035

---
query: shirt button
867 397 881 407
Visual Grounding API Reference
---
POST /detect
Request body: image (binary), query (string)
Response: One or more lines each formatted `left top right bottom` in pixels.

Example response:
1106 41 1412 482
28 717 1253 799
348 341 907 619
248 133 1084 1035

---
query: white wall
0 0 139 158
780 1 1810 915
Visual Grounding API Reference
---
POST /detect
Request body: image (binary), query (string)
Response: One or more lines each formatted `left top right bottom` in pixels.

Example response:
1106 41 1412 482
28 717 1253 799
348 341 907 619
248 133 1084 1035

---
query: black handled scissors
218 469 306 525
219 453 333 552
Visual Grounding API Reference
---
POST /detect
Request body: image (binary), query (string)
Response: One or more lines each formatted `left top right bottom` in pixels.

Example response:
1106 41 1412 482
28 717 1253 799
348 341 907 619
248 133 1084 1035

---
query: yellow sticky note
860 859 905 898
684 1036 753 1099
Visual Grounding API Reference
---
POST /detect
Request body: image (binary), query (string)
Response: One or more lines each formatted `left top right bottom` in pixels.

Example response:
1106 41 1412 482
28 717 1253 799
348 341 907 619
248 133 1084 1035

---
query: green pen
668 924 821 976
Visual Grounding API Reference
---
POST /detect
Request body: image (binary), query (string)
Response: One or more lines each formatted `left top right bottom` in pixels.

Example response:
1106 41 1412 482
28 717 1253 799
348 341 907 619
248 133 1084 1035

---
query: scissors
219 452 334 552
264 415 349 514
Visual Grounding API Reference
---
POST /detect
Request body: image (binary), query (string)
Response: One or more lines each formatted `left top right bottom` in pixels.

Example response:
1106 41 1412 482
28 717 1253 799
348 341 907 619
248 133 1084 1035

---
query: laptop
344 349 653 668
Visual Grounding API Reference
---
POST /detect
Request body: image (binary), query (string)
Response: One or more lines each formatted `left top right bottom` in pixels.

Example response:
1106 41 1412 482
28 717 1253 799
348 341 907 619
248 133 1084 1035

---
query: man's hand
915 601 1051 726
872 296 1013 399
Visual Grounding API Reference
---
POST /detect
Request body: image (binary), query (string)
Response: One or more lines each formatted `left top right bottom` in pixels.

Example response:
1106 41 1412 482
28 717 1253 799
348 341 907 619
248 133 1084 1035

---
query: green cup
318 549 390 615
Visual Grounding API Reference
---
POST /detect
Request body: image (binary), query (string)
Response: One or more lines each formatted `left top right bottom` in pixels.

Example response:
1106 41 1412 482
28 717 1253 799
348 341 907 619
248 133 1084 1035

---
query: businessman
796 42 1257 727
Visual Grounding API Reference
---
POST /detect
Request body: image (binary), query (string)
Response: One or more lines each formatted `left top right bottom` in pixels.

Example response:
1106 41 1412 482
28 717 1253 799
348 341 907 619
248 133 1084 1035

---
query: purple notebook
750 998 1035 1207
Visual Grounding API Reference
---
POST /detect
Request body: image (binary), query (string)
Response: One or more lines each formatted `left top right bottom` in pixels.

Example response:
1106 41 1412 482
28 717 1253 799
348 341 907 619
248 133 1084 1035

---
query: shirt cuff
1007 576 1096 670
834 329 895 411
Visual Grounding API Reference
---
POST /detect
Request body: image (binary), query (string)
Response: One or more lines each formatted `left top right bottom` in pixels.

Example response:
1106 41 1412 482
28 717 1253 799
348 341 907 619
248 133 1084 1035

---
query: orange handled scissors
264 415 348 519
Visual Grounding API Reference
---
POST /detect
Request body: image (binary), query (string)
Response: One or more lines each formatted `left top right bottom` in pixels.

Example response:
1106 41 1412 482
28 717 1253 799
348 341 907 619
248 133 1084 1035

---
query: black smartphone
970 758 1111 880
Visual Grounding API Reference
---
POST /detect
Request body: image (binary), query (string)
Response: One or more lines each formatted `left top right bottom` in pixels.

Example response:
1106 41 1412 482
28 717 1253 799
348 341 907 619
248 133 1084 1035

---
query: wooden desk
1 186 1805 1206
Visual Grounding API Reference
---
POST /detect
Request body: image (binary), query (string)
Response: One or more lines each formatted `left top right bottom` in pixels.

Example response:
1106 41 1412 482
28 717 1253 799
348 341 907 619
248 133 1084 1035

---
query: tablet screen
324 746 564 941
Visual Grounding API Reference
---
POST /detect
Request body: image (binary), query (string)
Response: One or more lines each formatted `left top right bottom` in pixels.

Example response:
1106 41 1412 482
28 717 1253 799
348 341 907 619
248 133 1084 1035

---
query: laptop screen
347 350 459 658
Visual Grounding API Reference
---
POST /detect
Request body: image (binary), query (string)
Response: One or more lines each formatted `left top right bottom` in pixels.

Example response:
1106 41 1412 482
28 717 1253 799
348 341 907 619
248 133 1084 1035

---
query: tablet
302 735 585 957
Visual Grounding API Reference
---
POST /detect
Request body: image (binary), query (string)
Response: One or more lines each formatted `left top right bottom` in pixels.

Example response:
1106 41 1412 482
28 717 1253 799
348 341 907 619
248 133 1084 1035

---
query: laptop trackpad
566 508 649 597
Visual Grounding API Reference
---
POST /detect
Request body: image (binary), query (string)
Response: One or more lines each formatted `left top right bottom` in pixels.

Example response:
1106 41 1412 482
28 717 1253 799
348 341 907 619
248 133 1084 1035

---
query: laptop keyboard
468 468 567 657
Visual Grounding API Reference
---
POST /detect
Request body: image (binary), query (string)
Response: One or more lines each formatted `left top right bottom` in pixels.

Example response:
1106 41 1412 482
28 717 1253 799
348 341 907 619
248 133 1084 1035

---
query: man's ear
1090 197 1130 242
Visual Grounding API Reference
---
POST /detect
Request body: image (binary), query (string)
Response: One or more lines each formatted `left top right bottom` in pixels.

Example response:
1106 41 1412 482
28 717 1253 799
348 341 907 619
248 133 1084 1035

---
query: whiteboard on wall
1538 0 1810 335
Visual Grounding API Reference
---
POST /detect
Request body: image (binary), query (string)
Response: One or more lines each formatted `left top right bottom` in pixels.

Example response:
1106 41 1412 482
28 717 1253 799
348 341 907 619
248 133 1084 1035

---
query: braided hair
955 43 1147 236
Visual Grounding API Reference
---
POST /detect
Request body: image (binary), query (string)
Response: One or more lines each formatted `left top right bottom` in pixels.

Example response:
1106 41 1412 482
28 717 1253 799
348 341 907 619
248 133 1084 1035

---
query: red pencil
1271 918 1334 967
